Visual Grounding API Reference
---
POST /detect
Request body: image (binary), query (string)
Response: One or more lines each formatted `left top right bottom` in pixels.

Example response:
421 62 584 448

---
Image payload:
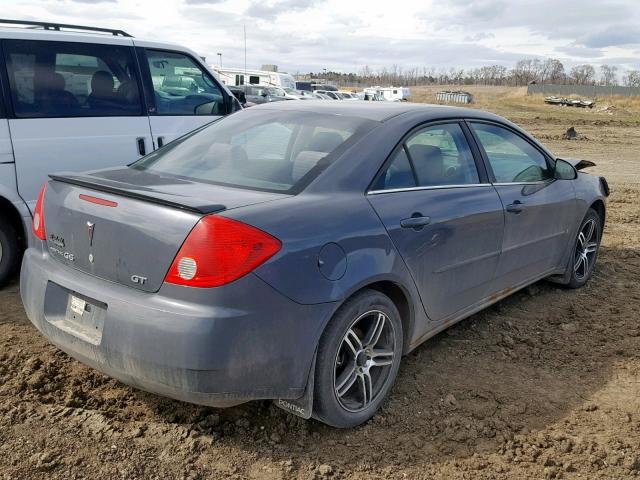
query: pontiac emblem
87 221 95 246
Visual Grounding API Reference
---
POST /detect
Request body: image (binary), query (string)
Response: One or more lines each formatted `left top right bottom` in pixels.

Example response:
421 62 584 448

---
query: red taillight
165 215 281 288
32 183 47 241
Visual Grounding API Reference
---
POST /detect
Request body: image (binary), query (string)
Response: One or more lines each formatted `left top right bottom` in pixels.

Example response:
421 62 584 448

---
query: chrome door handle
400 215 431 230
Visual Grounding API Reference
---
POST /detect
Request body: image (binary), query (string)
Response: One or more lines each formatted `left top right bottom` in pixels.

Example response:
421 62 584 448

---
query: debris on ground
563 126 588 140
545 96 594 108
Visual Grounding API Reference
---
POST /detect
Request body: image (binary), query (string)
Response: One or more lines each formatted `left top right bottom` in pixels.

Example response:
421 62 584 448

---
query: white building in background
364 86 411 101
211 66 296 89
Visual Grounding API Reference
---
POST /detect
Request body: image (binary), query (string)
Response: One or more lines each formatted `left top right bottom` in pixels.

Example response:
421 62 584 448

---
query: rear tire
566 208 601 289
313 289 403 428
0 217 20 287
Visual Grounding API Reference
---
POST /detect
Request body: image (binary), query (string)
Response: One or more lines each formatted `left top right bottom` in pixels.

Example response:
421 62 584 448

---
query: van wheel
313 289 403 428
0 218 20 287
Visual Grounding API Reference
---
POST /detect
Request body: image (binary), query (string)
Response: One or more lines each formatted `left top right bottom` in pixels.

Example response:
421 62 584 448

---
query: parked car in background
315 90 342 100
22 102 608 428
282 88 316 100
338 92 360 101
0 19 240 285
234 85 291 104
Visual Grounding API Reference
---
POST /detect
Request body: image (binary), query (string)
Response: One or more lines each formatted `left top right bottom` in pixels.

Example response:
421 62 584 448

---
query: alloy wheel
333 310 396 412
574 218 599 281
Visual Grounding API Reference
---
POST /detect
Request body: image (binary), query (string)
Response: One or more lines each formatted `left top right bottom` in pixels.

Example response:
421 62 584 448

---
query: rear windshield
132 109 376 193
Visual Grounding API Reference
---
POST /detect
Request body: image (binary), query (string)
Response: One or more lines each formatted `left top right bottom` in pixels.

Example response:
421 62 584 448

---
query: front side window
471 123 552 183
133 110 375 193
4 40 142 118
249 75 260 84
146 49 225 116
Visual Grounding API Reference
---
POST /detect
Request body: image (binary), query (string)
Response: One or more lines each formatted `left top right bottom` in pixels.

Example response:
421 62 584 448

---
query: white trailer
211 66 296 89
364 86 411 101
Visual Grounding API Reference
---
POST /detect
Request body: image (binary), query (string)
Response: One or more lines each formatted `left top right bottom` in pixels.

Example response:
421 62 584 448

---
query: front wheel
313 289 403 428
566 208 601 289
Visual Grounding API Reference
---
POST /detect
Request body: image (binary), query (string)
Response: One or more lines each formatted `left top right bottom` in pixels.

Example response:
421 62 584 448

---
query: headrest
307 132 344 153
91 71 114 93
292 151 326 183
408 144 444 185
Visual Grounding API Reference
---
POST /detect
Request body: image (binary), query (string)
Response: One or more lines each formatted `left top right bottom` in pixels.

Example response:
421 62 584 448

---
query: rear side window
145 49 225 116
133 110 376 193
373 123 479 190
3 40 143 118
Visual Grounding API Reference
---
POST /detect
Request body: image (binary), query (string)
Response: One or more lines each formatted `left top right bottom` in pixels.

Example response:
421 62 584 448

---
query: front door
468 121 577 291
367 122 504 321
2 38 152 210
137 46 229 149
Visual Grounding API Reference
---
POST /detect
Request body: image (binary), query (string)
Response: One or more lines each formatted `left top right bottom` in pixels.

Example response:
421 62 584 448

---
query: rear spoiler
558 158 596 171
49 174 226 215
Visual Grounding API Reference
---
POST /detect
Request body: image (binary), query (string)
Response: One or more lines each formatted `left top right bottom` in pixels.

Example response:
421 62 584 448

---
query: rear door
468 121 576 290
136 45 230 149
367 121 504 321
2 38 152 210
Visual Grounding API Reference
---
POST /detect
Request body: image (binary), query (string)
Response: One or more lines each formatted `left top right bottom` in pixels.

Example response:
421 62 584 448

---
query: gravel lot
1 89 639 479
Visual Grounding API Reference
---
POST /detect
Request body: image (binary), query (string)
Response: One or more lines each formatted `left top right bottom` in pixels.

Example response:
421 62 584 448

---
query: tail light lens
32 183 47 241
165 215 281 288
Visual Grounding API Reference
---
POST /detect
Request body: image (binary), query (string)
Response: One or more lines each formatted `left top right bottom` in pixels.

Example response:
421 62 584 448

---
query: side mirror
554 158 577 180
232 90 246 104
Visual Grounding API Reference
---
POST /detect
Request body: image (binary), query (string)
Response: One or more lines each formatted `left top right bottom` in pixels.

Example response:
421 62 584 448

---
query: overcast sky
2 0 639 74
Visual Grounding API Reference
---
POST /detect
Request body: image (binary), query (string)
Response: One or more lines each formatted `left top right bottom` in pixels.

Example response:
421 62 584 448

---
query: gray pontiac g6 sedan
21 102 609 427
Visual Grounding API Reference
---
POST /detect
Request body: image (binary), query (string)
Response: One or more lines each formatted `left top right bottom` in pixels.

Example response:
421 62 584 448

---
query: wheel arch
340 279 416 355
589 199 606 233
0 195 27 252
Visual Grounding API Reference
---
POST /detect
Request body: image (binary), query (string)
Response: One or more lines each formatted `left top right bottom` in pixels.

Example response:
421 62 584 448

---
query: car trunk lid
44 168 287 292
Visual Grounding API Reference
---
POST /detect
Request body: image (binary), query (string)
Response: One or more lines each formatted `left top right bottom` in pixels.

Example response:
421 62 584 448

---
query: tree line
297 58 640 88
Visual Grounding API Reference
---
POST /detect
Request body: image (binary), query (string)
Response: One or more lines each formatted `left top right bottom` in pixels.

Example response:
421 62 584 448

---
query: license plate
69 295 86 316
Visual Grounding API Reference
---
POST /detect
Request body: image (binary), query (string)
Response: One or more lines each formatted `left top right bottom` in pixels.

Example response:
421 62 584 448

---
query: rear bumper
20 248 335 406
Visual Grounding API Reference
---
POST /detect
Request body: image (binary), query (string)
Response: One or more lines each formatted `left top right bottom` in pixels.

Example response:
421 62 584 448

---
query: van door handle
137 137 146 156
157 136 165 148
400 214 431 230
506 200 524 213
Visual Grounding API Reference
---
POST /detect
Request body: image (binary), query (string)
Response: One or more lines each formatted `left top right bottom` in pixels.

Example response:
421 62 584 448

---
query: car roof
252 101 505 123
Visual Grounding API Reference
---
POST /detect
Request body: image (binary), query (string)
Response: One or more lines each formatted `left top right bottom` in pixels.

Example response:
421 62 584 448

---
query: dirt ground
1 87 639 479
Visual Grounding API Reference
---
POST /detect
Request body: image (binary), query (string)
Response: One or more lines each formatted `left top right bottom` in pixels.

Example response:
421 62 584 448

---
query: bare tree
570 64 596 85
542 58 565 83
623 70 640 87
600 65 618 86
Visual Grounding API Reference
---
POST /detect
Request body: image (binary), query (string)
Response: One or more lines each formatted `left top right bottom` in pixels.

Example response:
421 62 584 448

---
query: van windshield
132 109 376 193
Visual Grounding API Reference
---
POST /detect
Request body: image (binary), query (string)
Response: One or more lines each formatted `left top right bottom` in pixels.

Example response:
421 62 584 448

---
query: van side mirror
554 158 577 180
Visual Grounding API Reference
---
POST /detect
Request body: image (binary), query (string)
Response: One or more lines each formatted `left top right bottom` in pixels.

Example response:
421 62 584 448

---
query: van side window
3 40 143 118
145 49 225 116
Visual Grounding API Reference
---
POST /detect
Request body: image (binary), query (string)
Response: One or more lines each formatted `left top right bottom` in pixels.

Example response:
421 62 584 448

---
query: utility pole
217 52 222 67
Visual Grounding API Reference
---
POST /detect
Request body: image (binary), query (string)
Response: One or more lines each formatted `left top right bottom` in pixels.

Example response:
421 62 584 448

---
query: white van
0 20 241 284
212 66 296 90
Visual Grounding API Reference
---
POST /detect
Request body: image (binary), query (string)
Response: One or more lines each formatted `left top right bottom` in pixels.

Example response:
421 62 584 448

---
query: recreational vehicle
212 66 296 89
364 86 411 101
